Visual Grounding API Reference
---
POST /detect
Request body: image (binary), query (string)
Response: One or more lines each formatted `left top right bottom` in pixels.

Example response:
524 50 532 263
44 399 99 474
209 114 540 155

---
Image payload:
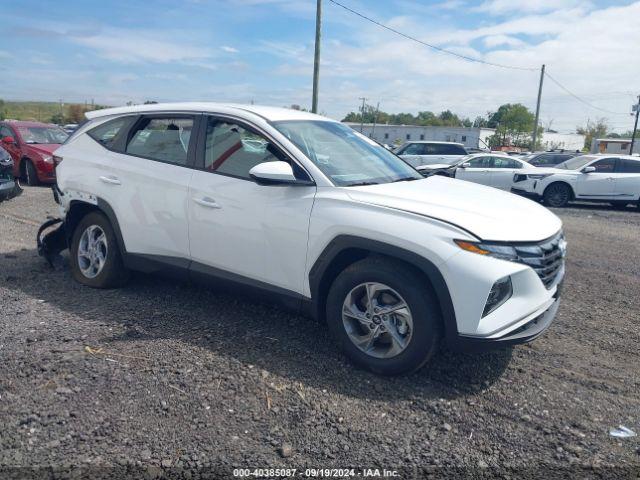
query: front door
574 157 617 199
188 116 316 294
455 156 494 186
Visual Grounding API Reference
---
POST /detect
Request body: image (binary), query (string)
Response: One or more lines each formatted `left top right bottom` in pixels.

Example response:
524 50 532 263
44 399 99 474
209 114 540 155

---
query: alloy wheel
77 225 108 279
341 282 414 359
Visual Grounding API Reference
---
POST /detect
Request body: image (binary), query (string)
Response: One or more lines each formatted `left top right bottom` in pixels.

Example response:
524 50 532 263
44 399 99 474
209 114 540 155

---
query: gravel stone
1 187 639 476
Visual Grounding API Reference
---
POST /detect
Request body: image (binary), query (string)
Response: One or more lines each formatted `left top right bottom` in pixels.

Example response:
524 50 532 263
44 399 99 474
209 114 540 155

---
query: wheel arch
543 180 575 201
308 235 457 340
65 197 126 257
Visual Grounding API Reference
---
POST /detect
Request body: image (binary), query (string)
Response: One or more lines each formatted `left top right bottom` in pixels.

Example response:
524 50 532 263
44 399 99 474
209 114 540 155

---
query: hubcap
341 282 414 359
549 186 567 206
77 225 108 279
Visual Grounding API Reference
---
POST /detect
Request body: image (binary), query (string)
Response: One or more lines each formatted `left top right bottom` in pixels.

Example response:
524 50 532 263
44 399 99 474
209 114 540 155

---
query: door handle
193 197 221 209
99 175 121 185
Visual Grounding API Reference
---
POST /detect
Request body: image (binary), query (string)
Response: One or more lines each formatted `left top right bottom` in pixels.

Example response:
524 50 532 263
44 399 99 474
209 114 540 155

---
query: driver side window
204 118 287 180
590 158 616 173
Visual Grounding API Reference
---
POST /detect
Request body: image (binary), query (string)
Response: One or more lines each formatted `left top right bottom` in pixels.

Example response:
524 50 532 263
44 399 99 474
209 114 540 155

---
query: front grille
514 232 565 289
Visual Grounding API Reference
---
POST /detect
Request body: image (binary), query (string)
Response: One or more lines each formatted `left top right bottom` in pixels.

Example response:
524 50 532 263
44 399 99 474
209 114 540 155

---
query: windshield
273 120 422 186
17 126 68 144
556 155 596 170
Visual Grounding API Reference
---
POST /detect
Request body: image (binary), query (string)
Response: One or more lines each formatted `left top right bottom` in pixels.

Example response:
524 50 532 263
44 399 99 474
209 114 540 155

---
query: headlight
42 154 54 164
454 240 518 262
527 173 552 180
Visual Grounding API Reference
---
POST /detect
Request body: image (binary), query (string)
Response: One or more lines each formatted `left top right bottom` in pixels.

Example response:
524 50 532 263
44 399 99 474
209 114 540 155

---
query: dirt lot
0 186 639 479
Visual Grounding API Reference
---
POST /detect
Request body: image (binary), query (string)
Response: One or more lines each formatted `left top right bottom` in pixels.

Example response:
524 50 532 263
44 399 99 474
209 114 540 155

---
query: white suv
511 154 640 208
40 103 566 375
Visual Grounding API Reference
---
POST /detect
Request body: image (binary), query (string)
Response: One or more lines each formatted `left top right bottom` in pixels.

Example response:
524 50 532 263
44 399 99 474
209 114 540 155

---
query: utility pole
371 102 380 138
532 64 545 151
630 95 640 155
359 97 367 133
311 0 322 113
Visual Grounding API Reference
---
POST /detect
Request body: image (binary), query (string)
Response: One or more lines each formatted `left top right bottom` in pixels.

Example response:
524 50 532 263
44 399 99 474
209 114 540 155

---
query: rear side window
87 117 130 150
400 143 425 155
493 157 521 169
126 117 193 165
424 144 467 155
618 159 640 173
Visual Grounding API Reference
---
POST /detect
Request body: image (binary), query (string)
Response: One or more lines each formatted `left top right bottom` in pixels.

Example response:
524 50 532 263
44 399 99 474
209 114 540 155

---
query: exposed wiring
544 72 630 115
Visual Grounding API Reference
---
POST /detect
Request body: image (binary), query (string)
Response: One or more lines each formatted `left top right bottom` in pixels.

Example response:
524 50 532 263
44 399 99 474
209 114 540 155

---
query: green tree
577 118 609 150
0 99 5 121
487 103 536 148
50 113 65 125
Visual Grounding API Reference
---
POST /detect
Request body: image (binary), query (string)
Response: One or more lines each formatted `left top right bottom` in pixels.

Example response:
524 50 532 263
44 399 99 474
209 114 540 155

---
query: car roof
84 102 332 123
3 120 58 127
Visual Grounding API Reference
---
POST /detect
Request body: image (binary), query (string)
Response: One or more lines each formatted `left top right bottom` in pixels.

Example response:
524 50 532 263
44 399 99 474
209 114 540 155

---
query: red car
0 120 68 185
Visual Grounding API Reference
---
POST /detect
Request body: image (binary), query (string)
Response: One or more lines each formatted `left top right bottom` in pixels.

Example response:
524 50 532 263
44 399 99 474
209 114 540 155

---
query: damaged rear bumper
37 218 68 267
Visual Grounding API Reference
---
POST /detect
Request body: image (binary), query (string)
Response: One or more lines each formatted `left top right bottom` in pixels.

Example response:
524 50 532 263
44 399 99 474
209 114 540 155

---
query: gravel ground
0 186 639 479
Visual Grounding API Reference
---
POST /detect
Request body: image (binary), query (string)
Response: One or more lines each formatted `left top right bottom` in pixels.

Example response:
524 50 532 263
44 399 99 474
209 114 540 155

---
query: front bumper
448 286 561 352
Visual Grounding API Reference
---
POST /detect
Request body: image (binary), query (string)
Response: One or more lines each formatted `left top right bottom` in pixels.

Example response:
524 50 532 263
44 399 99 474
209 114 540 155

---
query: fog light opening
482 276 513 318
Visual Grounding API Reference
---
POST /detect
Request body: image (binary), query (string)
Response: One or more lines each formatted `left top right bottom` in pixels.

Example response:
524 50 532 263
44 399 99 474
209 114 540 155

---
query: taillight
53 155 63 167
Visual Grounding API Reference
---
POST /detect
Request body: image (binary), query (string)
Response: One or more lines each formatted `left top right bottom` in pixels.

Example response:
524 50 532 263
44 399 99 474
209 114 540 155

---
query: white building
344 123 495 149
539 132 585 151
591 138 634 154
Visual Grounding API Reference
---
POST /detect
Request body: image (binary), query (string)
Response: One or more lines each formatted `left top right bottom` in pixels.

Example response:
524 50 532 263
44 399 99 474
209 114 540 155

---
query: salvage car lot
1 187 639 477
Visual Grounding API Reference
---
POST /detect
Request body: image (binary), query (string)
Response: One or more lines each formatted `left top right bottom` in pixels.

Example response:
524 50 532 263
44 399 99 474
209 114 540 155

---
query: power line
326 0 537 72
543 71 629 116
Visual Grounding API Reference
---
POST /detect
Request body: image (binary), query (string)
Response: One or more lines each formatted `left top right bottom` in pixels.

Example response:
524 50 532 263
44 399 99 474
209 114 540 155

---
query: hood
523 166 568 174
346 176 562 242
25 144 60 155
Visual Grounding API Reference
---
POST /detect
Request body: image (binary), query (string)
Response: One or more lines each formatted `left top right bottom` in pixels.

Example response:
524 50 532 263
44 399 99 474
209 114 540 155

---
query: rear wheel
23 159 39 186
543 183 571 208
326 257 442 375
70 212 129 288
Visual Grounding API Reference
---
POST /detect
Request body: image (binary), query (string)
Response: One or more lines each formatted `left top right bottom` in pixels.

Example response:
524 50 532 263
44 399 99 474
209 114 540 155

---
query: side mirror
460 162 471 168
2 136 15 145
582 166 596 173
249 161 312 186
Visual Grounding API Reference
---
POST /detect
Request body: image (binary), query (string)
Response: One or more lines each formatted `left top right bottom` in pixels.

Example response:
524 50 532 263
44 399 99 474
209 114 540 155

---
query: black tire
69 211 129 288
326 256 442 375
543 183 571 208
23 159 39 186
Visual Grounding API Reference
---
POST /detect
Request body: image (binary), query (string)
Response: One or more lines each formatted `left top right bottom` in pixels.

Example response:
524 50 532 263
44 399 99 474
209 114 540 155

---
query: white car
454 153 533 190
511 154 640 208
40 103 565 375
395 141 468 169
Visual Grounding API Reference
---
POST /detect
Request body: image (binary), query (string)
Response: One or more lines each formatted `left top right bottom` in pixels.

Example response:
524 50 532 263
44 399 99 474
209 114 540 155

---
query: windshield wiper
391 177 419 183
346 181 379 187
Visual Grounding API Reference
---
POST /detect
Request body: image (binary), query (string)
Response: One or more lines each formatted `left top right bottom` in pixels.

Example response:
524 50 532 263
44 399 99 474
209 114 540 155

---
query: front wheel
70 212 129 288
543 183 571 208
326 257 442 375
23 160 39 186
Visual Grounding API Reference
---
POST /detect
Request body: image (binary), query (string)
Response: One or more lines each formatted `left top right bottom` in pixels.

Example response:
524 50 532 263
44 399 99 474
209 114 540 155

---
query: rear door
491 156 524 190
574 157 617 199
613 158 640 201
455 156 494 186
397 143 425 168
102 114 197 260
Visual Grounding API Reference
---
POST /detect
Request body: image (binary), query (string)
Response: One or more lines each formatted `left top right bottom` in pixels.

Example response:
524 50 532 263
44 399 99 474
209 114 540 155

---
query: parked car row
0 120 68 186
